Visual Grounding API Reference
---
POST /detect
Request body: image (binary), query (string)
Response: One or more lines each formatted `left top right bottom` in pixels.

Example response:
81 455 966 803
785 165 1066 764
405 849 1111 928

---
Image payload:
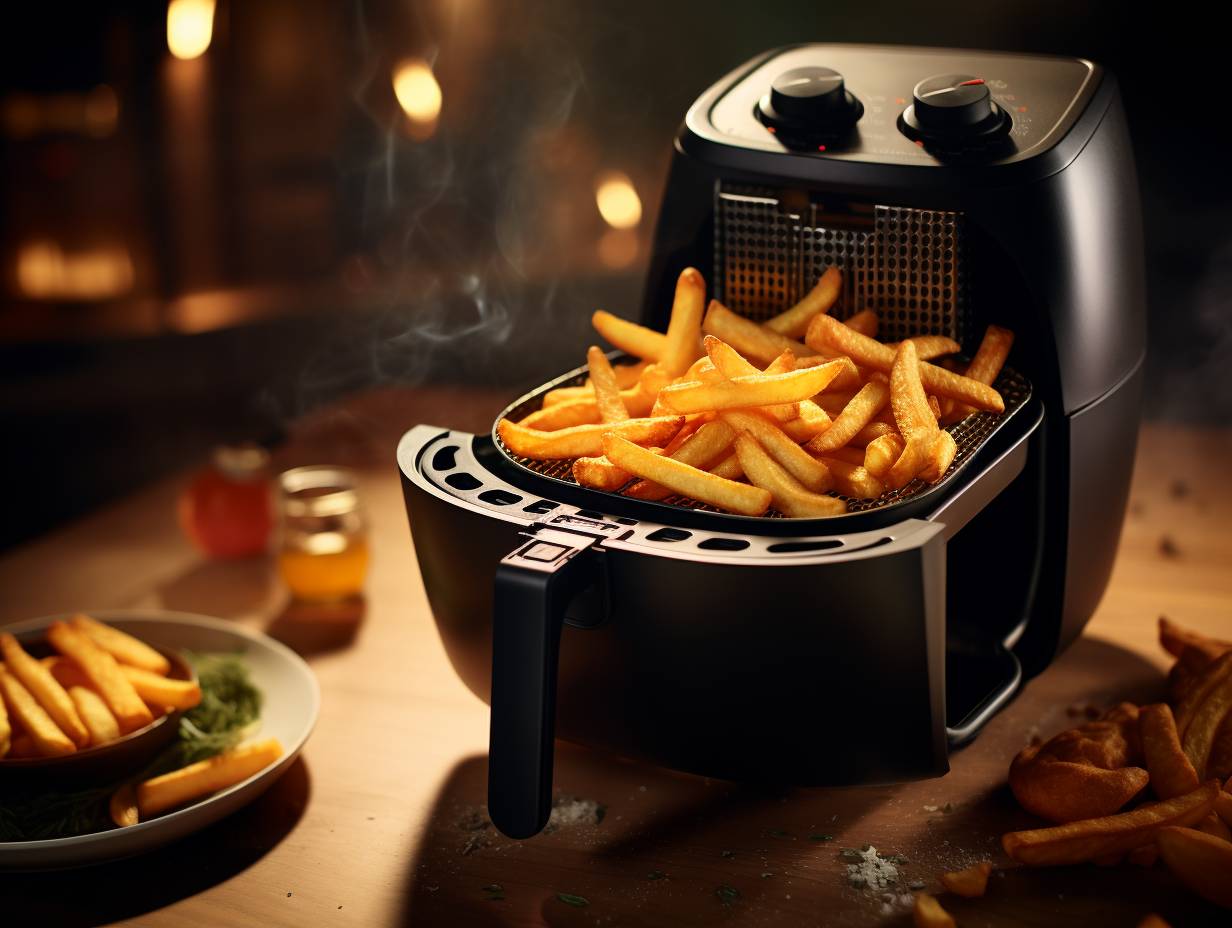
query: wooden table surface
1 389 1229 927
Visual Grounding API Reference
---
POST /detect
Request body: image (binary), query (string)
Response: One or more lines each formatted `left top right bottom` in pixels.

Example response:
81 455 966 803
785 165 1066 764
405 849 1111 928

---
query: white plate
0 610 319 870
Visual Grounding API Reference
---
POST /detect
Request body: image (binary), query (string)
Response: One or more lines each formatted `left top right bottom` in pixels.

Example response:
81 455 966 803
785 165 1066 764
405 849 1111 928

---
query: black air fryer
397 44 1146 839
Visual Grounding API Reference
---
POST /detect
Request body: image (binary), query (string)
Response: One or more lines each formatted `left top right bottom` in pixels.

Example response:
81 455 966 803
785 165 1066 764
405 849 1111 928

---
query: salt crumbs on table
846 846 899 890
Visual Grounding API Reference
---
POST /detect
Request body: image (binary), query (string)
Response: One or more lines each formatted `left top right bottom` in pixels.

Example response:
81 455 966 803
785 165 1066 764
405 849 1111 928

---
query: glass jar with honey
277 466 370 600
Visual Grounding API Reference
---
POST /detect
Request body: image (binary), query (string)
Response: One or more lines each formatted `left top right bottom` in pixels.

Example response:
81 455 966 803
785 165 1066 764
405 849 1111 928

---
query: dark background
2 0 1228 549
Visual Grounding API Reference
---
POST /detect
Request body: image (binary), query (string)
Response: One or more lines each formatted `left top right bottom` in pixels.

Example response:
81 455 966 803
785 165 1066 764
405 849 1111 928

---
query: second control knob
757 66 863 141
898 74 1010 147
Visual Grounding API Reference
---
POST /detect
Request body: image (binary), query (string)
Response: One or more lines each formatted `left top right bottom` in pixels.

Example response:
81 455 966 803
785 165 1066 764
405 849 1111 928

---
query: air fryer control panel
703 45 1097 165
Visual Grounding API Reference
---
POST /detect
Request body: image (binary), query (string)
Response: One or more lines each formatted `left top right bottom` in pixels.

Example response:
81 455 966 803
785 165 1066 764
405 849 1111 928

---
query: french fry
1214 788 1232 828
843 309 879 337
1128 844 1160 868
819 457 884 498
825 445 868 467
891 340 938 438
945 324 1015 422
886 432 934 491
703 335 799 422
604 434 771 516
1141 703 1201 800
659 268 706 376
807 381 890 453
939 861 993 898
137 737 284 817
1176 651 1232 737
1182 667 1232 777
45 654 91 689
1160 617 1232 662
497 416 684 461
68 614 172 675
912 894 955 928
656 362 848 415
0 665 75 757
894 335 961 361
779 401 832 442
0 676 9 757
591 310 666 361
850 420 895 447
587 346 631 423
46 621 153 735
709 452 743 481
119 665 202 711
791 351 862 390
702 299 811 368
0 633 89 747
765 266 841 338
733 434 845 518
807 314 1005 413
69 684 121 746
110 783 139 827
624 420 737 501
721 410 832 492
1002 780 1219 866
864 432 905 480
1196 810 1232 841
519 398 602 430
611 360 650 389
918 430 957 484
1155 825 1232 909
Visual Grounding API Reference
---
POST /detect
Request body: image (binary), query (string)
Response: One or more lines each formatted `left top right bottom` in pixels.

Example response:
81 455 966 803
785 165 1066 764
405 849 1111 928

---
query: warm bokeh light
1 86 119 139
16 241 134 300
597 228 639 269
595 172 642 230
392 59 443 125
167 0 216 61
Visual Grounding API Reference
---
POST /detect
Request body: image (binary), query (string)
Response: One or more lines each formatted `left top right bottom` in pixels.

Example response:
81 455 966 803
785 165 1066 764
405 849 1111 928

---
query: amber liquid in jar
278 467 369 601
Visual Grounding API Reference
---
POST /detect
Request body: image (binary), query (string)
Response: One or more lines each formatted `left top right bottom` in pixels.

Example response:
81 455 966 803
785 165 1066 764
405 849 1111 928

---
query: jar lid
279 465 361 518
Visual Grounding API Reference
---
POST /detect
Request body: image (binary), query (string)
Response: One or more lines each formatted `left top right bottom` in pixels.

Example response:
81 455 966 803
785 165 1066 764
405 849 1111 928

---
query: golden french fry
497 415 684 460
946 324 1015 422
720 410 832 492
791 352 862 391
1160 617 1232 662
885 335 961 361
1215 789 1232 828
733 434 845 518
1 633 89 747
885 432 934 491
624 420 737 501
939 861 992 898
1196 810 1232 841
918 430 957 484
0 675 9 758
912 893 955 928
119 664 202 711
765 266 841 338
709 452 743 481
660 268 706 376
0 665 75 757
864 432 905 480
843 309 879 337
611 360 649 389
703 335 798 421
807 381 890 453
656 362 847 415
137 737 284 817
702 299 811 368
819 457 884 498
1183 666 1232 777
520 398 602 430
850 420 895 447
604 434 770 516
1002 780 1219 866
1177 651 1232 737
1142 703 1201 800
779 402 832 442
46 621 153 735
69 614 172 675
69 684 121 746
591 310 665 361
628 364 672 417
110 783 139 827
1155 825 1232 909
586 346 631 423
807 314 1005 413
824 445 867 467
891 340 938 438
572 455 629 490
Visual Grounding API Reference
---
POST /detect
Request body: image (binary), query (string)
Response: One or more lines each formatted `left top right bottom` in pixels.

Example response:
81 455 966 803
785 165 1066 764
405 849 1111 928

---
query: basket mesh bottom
495 365 1030 518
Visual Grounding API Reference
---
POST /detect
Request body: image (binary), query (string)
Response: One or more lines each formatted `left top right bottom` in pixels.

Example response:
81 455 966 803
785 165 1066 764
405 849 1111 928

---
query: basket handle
488 529 600 838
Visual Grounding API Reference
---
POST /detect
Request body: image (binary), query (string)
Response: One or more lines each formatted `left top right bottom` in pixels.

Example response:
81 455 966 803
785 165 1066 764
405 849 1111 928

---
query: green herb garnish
556 893 589 907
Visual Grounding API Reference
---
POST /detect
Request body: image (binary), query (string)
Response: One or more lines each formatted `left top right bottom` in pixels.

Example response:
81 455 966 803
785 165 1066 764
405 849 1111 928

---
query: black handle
488 530 600 839
945 645 1022 748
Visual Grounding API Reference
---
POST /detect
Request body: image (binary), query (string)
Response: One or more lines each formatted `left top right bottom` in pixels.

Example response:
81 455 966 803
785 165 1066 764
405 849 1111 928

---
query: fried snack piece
497 416 683 460
591 310 666 361
887 335 962 361
604 434 771 515
807 381 890 454
69 614 171 675
586 346 631 423
912 894 955 928
46 621 154 735
1195 810 1232 840
119 665 202 711
1002 780 1218 866
807 314 1005 413
1141 703 1201 800
819 457 884 499
1009 702 1148 822
1175 651 1232 737
137 738 284 818
0 675 10 758
864 432 906 481
708 452 743 481
1215 788 1232 828
765 266 842 338
1182 663 1232 777
1155 825 1232 909
918 430 958 484
660 268 706 376
110 783 139 827
849 420 895 447
702 299 811 368
779 401 832 442
944 324 1015 422
1159 616 1232 662
69 685 121 746
721 410 832 492
1128 844 1160 868
520 398 602 430
0 632 89 747
704 336 799 422
655 362 847 414
939 861 992 898
886 340 942 490
844 309 879 337
624 419 737 501
732 434 846 518
0 665 75 757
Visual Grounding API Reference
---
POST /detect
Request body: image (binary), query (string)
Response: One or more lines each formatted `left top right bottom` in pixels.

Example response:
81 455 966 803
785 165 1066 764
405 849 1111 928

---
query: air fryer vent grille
715 184 968 345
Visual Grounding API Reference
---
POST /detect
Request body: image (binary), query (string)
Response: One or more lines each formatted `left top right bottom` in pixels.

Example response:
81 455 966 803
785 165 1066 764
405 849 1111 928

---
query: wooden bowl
0 633 194 789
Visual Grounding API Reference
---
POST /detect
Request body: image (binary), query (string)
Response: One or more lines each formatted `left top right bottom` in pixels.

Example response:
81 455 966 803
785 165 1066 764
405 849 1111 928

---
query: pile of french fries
498 266 1013 517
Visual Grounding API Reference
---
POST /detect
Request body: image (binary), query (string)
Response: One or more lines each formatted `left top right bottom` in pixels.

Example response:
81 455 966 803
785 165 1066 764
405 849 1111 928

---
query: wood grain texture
0 397 1229 926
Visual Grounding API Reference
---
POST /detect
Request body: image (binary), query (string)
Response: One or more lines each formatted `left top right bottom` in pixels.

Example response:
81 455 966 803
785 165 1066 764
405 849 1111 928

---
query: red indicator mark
958 78 986 86
1017 105 1028 113
766 126 776 133
817 144 826 151
914 139 924 147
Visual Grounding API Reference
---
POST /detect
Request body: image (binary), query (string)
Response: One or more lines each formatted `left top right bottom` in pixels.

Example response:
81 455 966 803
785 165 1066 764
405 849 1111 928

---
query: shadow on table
156 556 280 619
0 757 311 927
266 595 366 657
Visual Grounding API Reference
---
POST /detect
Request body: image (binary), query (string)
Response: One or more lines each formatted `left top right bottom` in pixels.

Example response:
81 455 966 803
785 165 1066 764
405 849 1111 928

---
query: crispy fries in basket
806 380 890 454
863 432 906 480
498 416 684 460
592 310 666 361
733 434 845 517
519 398 602 430
586 346 631 423
1 632 89 747
624 420 737 501
1155 825 1232 909
604 434 771 516
660 268 706 376
1141 703 1201 800
0 664 76 757
702 299 810 368
764 266 841 338
68 685 121 746
119 665 203 712
656 362 847 415
844 309 879 337
945 324 1015 422
818 457 885 499
721 411 832 492
1181 663 1232 777
69 613 171 675
47 621 154 735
